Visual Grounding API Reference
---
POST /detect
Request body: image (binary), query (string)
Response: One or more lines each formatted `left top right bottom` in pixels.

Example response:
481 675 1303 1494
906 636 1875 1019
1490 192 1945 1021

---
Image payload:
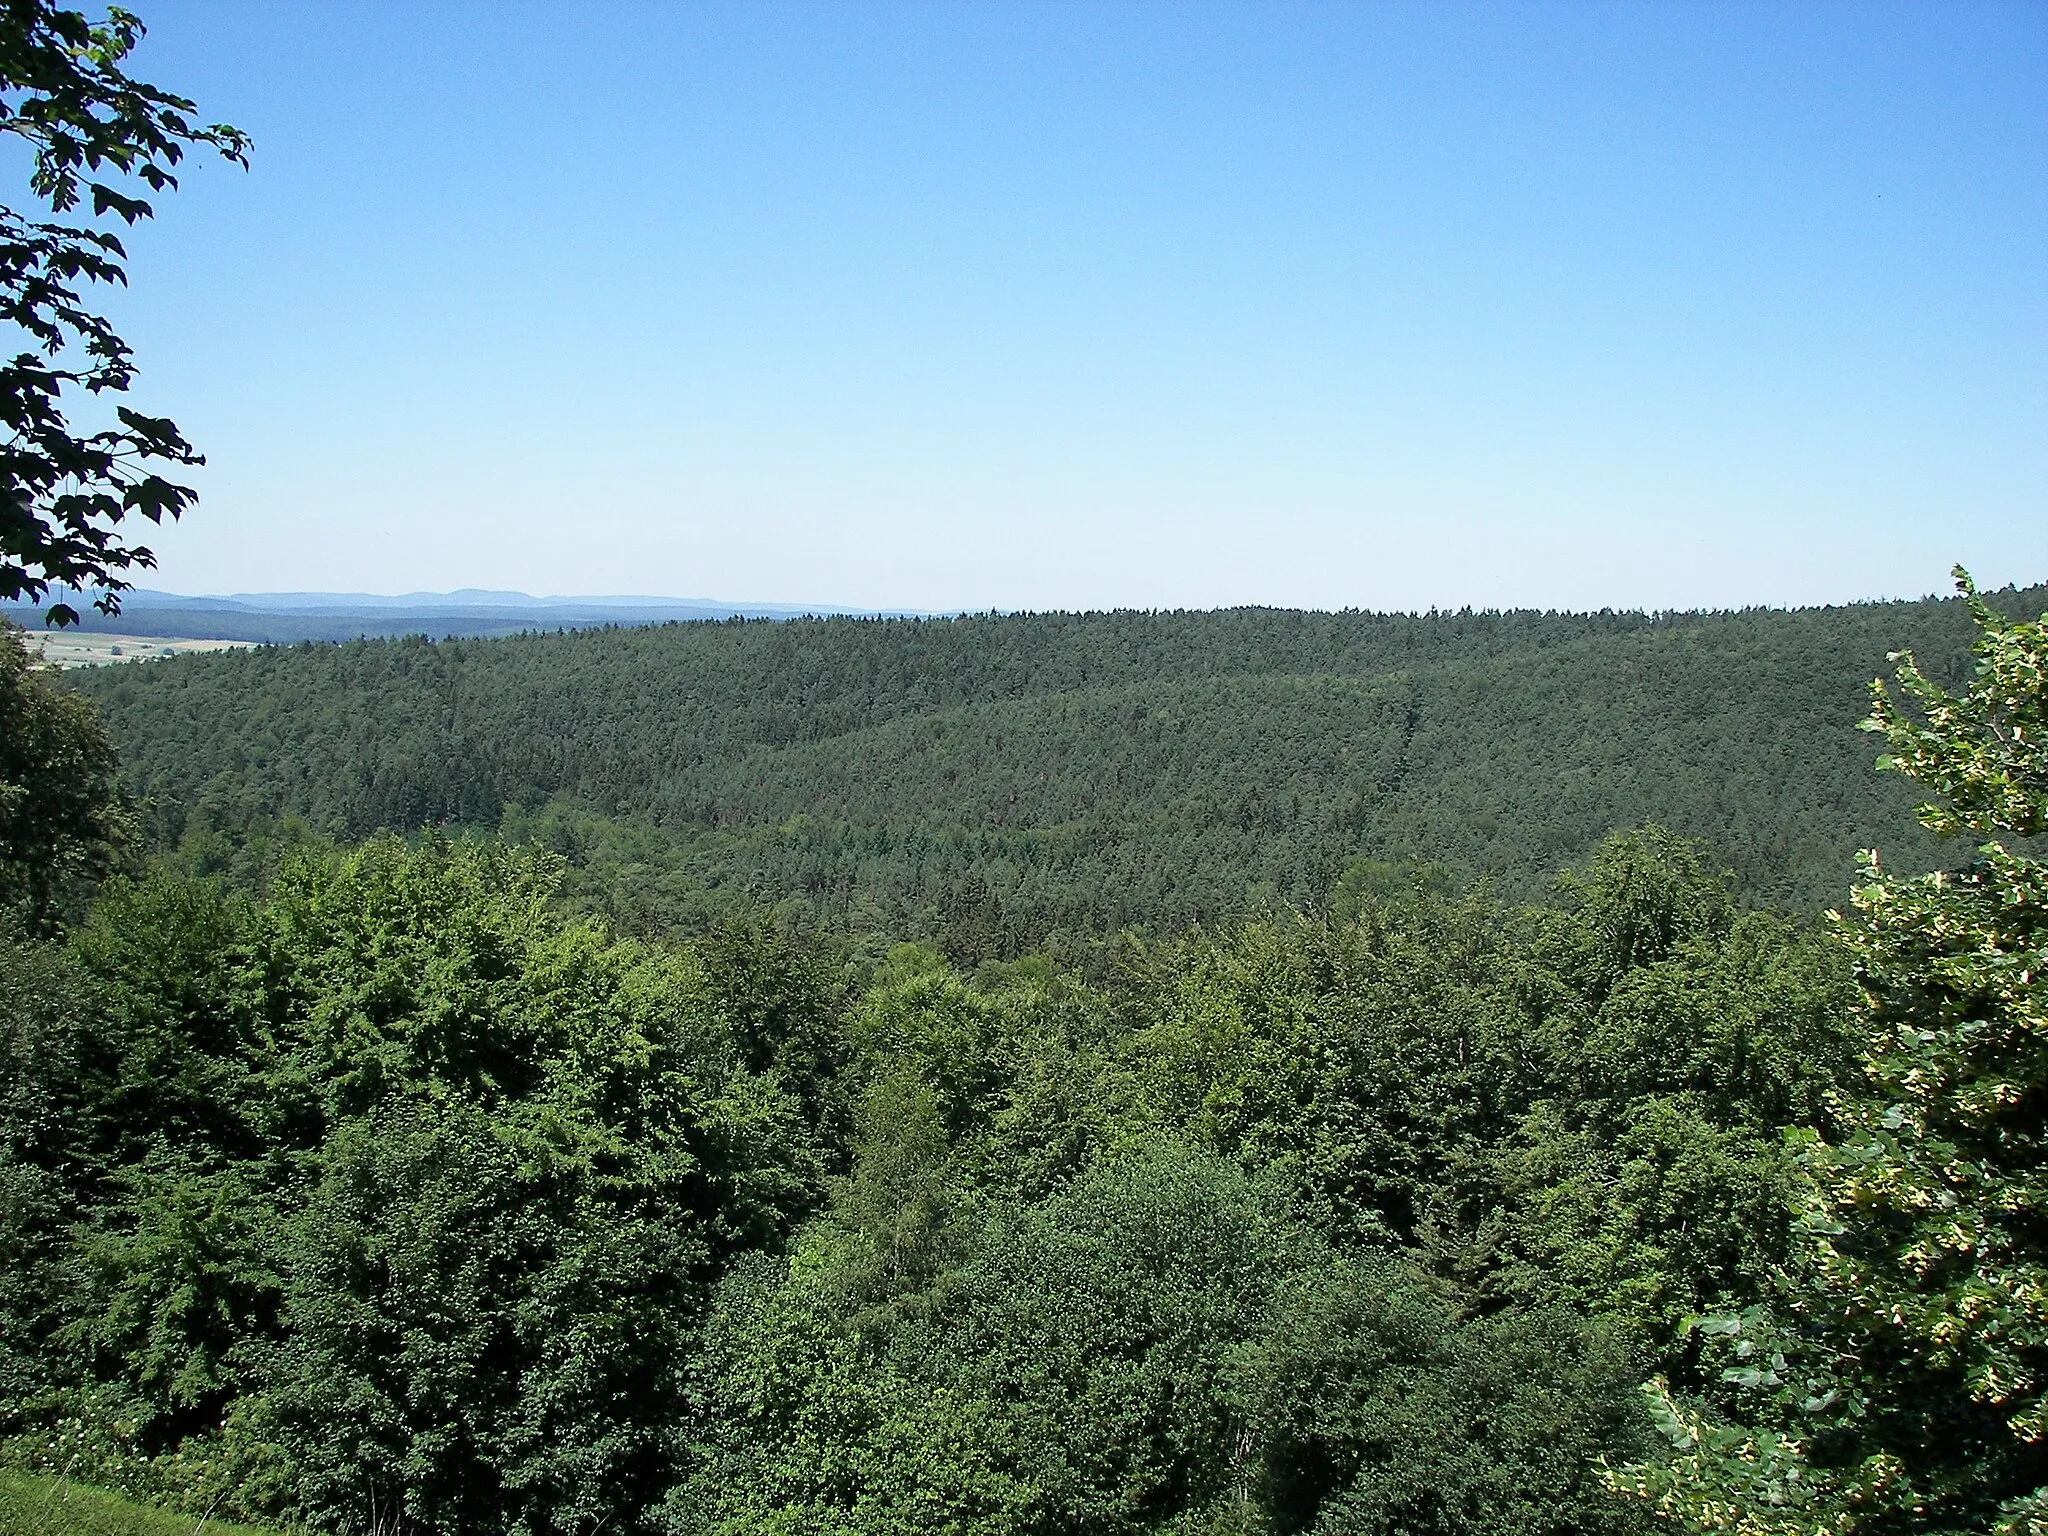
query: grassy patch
0 1471 281 1536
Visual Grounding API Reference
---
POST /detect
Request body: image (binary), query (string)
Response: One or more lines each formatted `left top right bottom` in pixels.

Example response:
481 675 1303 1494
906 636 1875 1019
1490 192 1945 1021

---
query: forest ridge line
60 578 2048 956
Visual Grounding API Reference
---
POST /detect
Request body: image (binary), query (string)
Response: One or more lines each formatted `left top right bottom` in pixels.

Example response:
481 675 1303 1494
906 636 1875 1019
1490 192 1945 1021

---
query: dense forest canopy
0 817 1863 1535
68 584 2048 958
4 577 2045 1535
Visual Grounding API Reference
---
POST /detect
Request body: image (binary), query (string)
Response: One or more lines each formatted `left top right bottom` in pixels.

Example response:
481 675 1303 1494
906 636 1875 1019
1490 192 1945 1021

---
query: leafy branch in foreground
0 2 247 625
1614 568 2048 1533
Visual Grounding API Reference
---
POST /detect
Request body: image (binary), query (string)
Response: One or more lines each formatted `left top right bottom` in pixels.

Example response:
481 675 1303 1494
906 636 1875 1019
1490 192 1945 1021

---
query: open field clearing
21 632 259 669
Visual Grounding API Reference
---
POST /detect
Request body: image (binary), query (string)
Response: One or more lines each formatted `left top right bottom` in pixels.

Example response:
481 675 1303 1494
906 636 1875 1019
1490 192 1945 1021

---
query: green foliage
22 585 2038 1534
1 815 1874 1535
675 1148 1656 1536
3 838 825 1536
1616 572 2048 1533
1492 891 1857 1344
1872 576 2048 840
1109 900 1517 1250
72 588 2048 951
0 1469 281 1536
648 827 1854 1535
0 1 249 621
1327 854 1463 926
0 925 93 1406
0 623 128 924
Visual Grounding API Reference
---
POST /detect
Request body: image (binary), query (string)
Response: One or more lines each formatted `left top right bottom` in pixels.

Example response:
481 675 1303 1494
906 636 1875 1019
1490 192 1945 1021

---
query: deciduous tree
1617 570 2048 1533
0 2 247 624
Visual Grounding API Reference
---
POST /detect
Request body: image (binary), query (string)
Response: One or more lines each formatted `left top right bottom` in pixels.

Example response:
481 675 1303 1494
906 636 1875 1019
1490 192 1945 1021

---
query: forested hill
68 583 2048 953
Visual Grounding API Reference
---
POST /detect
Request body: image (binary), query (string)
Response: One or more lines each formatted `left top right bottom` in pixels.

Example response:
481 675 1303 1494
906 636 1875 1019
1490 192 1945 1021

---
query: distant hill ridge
68 582 2048 952
1 587 917 641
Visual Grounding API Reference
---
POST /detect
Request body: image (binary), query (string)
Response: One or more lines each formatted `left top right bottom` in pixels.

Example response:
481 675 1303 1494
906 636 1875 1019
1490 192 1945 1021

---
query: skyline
40 574 2048 619
76 2 2048 613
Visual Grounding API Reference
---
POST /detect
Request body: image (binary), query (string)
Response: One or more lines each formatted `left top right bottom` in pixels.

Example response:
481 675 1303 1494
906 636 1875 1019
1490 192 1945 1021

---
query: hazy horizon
16 571 2043 625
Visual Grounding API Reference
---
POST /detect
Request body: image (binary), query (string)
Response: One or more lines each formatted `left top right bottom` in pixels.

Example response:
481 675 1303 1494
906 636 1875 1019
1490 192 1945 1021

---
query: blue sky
93 1 2048 611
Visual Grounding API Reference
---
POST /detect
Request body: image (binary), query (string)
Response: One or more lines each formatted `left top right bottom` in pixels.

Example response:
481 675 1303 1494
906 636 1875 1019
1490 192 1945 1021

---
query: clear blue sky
98 1 2048 611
